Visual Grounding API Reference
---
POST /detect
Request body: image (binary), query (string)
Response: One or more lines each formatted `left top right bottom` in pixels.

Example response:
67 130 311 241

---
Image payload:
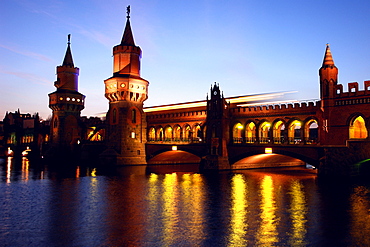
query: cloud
0 44 54 63
0 68 52 86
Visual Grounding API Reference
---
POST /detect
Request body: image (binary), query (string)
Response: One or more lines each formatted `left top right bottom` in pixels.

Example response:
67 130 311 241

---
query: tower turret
48 35 85 149
319 44 338 104
102 6 149 165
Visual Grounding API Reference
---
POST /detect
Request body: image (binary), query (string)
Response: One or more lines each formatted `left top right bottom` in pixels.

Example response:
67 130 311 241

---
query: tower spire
322 43 335 67
121 5 135 46
62 34 74 67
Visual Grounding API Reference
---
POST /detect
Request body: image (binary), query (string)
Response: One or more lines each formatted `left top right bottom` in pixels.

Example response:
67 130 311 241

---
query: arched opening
233 123 243 143
305 120 318 144
148 127 156 142
259 121 271 144
194 125 202 142
245 122 256 143
273 120 285 144
288 120 301 144
164 126 173 142
173 125 181 142
349 116 368 139
156 127 164 141
184 125 191 142
232 153 306 170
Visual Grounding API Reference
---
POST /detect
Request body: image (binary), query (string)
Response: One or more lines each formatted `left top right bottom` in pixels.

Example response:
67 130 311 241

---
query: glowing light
257 175 278 245
91 168 97 177
265 148 273 154
229 174 248 246
172 146 177 151
144 91 296 113
7 147 13 156
288 180 307 246
131 132 136 138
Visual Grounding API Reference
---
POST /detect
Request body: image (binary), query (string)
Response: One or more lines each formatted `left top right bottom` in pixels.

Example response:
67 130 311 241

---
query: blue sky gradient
1 0 370 119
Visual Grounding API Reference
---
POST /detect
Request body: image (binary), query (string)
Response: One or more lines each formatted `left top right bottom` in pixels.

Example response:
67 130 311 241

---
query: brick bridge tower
48 34 85 152
319 44 338 144
101 6 149 165
201 83 231 170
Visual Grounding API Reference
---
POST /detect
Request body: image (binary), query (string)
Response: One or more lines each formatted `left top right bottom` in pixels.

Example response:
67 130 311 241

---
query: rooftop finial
127 5 131 19
68 34 71 45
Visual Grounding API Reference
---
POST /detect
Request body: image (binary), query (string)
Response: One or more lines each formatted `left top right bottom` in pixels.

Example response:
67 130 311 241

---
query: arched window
148 127 156 142
245 122 256 143
288 120 301 144
305 120 318 144
273 120 285 144
164 126 172 141
259 121 271 144
173 126 181 141
157 127 164 141
233 123 243 143
350 116 368 139
184 125 191 142
194 125 202 142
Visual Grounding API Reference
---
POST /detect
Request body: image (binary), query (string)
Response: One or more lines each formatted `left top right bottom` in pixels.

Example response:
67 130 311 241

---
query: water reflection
1 162 370 246
349 186 370 246
257 175 278 245
288 180 307 246
229 174 248 246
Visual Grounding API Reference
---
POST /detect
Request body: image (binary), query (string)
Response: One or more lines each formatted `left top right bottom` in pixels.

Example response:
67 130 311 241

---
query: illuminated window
259 121 271 144
157 127 164 141
66 97 70 101
148 127 156 141
349 116 368 139
273 120 285 144
173 125 181 141
164 126 173 141
288 120 301 144
245 122 256 143
305 120 318 144
185 125 191 141
233 123 243 143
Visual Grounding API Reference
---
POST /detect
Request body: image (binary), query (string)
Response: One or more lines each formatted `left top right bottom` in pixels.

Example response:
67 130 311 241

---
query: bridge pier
200 155 230 171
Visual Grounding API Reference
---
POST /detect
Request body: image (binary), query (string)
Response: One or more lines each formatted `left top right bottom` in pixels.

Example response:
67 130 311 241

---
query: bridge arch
257 120 271 144
286 118 303 144
156 126 164 141
348 114 368 139
303 117 319 144
230 148 319 168
148 126 156 141
147 147 202 164
173 124 182 141
245 121 256 143
272 118 286 144
164 125 173 141
232 122 244 143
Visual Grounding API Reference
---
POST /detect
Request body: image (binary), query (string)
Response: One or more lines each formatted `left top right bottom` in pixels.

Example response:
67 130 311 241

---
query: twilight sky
1 0 370 120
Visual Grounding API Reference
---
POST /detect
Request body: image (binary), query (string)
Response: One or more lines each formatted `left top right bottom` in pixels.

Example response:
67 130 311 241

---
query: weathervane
68 34 71 45
127 5 130 18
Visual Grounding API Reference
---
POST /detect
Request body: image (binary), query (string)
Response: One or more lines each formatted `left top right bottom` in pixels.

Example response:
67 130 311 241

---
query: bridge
144 74 370 177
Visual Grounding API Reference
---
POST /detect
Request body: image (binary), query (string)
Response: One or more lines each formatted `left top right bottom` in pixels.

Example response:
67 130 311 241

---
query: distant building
1 110 49 157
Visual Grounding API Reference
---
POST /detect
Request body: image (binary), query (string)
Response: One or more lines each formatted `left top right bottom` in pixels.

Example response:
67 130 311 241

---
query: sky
1 0 370 120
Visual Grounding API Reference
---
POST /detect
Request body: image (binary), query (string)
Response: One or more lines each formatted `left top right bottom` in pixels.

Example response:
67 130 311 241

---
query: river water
1 157 370 246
